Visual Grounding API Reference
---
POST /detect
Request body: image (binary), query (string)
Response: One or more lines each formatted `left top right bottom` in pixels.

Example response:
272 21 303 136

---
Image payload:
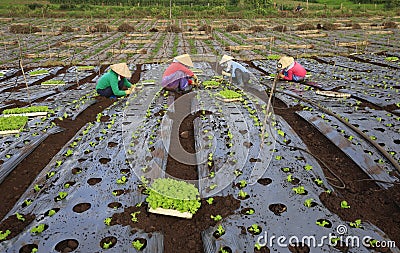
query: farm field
0 15 399 253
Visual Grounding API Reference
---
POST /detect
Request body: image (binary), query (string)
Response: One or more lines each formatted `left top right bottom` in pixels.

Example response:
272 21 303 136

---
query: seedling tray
315 90 351 98
148 207 193 219
2 112 48 117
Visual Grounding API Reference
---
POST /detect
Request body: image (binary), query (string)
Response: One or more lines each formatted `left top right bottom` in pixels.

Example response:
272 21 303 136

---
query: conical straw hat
174 54 194 67
110 63 131 77
278 56 294 69
219 55 234 64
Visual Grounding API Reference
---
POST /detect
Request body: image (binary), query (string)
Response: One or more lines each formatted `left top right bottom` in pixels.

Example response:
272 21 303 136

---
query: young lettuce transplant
0 116 28 131
146 178 201 214
3 106 49 115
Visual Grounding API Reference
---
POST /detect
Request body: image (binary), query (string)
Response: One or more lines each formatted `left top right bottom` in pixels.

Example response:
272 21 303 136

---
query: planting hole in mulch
19 244 38 253
269 203 287 215
55 239 79 252
87 177 102 185
100 236 117 249
71 167 82 175
257 178 272 186
107 142 118 148
99 158 111 164
132 238 147 251
288 242 310 253
107 202 122 209
241 207 255 215
255 246 270 253
218 246 232 253
332 240 349 252
247 224 262 235
316 218 332 228
72 203 91 213
45 208 60 217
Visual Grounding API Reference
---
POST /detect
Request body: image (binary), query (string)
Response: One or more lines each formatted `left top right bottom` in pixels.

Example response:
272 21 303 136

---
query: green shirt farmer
96 63 134 98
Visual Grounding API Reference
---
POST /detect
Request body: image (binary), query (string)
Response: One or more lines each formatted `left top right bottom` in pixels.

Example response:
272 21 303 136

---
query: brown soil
0 63 142 228
0 95 114 221
165 25 182 33
272 25 287 32
112 195 240 253
118 22 135 32
226 24 241 32
272 96 400 246
9 24 41 34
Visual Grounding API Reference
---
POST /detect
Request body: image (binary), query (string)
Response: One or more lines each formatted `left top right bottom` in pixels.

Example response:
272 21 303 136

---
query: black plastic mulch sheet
0 60 398 253
0 93 164 252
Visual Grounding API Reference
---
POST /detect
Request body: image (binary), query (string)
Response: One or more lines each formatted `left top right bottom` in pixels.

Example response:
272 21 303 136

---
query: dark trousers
97 79 124 98
233 69 250 86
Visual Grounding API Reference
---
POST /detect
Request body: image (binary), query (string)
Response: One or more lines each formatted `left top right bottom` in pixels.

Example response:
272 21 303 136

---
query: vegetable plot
0 116 28 135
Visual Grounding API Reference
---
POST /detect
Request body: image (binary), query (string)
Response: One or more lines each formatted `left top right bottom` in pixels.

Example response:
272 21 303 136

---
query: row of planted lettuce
0 55 398 252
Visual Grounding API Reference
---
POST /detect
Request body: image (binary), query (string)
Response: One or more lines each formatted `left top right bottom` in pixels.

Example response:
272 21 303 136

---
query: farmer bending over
161 54 198 93
96 63 135 98
220 55 251 86
278 56 306 82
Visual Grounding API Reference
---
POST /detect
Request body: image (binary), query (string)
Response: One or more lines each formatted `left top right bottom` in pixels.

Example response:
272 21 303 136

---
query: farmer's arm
282 69 293 81
123 78 132 88
110 75 128 96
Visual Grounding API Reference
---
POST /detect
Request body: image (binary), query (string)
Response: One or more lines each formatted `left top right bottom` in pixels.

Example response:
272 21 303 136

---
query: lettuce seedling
0 230 11 241
304 198 314 208
48 209 56 217
206 197 214 205
292 186 306 195
349 219 362 228
131 211 140 223
304 164 313 171
103 241 112 249
56 192 68 201
254 242 263 250
116 176 127 184
314 178 323 186
132 239 144 250
238 189 249 199
246 209 255 215
287 174 293 182
31 224 45 235
238 180 247 188
248 224 261 235
341 200 350 209
316 220 330 227
104 217 112 226
216 225 225 236
15 212 25 221
211 215 222 221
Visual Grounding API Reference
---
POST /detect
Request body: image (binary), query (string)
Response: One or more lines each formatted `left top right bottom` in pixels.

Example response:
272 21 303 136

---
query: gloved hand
222 70 231 77
125 89 132 95
192 75 199 86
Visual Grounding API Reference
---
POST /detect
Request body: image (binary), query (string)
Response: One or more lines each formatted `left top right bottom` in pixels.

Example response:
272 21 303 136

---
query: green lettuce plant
146 178 201 214
0 116 28 131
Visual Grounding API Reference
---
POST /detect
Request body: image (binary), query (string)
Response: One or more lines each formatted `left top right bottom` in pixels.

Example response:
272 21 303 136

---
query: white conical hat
174 54 194 67
219 55 234 64
278 56 294 69
110 63 131 77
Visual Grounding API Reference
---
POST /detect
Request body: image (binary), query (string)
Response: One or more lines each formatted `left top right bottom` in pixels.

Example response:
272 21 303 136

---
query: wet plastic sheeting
0 99 163 252
297 110 398 189
124 85 173 181
201 115 390 253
